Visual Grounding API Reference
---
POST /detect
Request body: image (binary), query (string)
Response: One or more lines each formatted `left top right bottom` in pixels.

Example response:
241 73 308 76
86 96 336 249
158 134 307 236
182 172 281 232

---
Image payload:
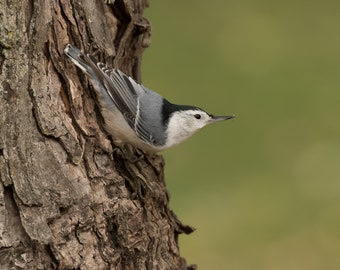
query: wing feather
96 64 156 145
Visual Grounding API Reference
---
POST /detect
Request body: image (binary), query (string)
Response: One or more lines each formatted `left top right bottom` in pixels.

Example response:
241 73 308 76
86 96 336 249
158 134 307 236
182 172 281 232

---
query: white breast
164 110 206 148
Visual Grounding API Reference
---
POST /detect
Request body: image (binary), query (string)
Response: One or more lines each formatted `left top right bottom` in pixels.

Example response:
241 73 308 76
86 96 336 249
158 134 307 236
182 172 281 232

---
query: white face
165 109 213 148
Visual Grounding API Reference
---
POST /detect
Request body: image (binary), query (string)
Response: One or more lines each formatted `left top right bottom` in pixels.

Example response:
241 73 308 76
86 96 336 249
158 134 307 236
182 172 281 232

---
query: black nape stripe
161 99 202 126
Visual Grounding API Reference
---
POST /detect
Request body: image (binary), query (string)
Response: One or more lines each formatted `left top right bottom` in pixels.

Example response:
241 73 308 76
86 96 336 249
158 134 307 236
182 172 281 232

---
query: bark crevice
0 0 196 269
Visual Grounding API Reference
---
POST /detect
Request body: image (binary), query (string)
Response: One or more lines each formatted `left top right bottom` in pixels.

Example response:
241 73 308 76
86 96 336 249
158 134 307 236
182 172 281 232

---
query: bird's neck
164 111 198 148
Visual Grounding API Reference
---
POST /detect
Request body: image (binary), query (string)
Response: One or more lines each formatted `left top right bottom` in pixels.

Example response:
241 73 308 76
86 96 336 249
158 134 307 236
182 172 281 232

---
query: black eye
194 114 201 119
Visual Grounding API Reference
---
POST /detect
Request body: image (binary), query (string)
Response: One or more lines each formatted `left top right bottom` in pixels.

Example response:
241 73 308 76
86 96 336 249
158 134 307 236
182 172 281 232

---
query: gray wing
98 64 161 145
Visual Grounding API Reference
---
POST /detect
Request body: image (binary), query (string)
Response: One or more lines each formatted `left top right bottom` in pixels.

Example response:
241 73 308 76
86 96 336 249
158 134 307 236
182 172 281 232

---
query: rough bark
0 0 195 269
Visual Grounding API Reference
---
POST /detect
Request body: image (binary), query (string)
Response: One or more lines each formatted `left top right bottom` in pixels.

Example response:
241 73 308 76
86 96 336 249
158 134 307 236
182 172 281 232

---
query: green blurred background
142 1 340 269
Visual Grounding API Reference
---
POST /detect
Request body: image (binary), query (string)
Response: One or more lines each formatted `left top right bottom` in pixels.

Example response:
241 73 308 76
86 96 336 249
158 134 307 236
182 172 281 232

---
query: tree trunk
0 1 195 269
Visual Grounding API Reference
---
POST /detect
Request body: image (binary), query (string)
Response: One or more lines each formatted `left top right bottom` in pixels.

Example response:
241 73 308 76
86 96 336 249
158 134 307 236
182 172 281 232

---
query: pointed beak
210 114 235 123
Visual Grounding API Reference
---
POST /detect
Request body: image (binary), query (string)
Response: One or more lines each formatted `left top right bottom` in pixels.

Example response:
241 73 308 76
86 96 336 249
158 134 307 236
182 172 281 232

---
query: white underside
101 108 164 153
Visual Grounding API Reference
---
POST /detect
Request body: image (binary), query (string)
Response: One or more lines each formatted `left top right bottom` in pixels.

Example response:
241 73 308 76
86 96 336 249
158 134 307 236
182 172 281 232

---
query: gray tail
64 44 97 76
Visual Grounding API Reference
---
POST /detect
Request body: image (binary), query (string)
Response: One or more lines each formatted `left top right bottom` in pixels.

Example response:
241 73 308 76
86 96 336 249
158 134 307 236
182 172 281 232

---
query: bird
64 44 234 153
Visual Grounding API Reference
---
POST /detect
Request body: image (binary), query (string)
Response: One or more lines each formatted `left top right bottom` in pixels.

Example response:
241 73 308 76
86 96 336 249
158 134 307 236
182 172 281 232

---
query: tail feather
64 44 97 76
64 44 117 112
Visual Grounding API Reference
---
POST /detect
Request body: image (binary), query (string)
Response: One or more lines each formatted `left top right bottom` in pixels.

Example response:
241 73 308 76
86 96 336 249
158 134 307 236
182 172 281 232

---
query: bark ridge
0 0 195 269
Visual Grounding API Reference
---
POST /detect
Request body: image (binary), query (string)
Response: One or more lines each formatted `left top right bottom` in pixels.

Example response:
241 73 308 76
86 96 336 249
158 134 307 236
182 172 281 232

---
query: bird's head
164 107 234 148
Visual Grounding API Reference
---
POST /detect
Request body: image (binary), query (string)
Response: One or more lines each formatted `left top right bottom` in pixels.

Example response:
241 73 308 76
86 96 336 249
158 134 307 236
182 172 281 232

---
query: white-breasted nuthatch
64 44 234 153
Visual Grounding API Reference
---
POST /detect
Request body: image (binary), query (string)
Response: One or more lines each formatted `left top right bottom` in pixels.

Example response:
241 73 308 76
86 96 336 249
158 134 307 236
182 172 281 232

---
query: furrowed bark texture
0 0 195 269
